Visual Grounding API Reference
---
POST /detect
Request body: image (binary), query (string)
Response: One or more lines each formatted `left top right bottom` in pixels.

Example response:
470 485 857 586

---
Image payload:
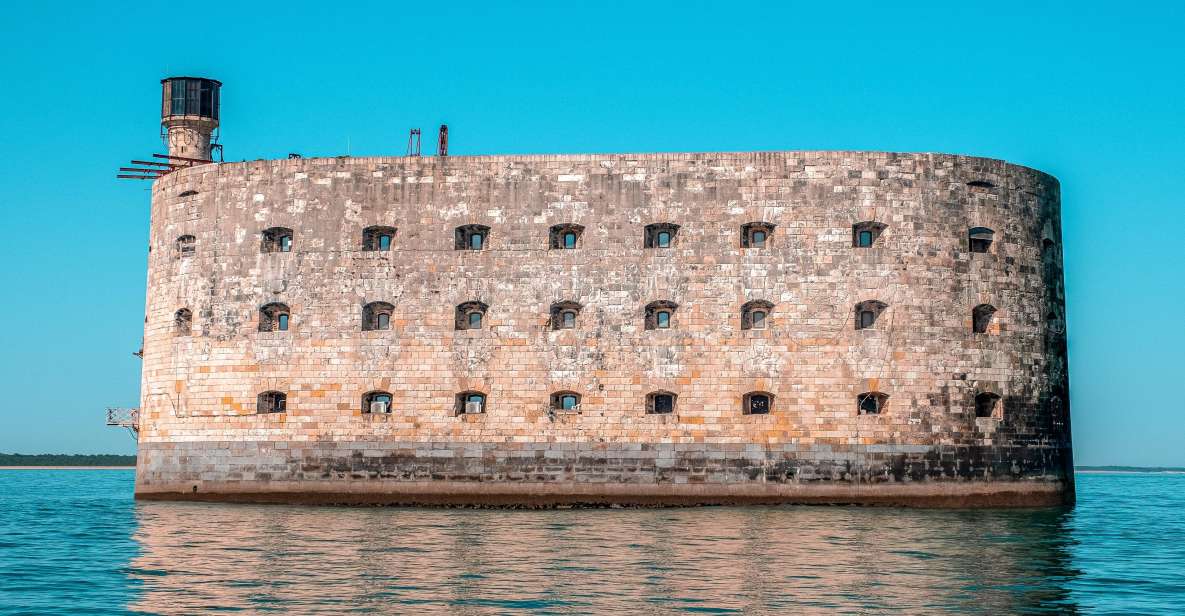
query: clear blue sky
0 1 1180 465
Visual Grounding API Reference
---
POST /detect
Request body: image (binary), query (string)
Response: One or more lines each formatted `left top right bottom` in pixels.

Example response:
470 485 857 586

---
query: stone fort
129 77 1073 506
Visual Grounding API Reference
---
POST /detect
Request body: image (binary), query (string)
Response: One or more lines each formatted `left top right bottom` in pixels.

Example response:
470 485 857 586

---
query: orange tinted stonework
134 151 1073 507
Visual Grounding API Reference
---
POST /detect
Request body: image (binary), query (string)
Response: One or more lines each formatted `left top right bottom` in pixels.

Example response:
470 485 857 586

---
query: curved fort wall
135 150 1072 506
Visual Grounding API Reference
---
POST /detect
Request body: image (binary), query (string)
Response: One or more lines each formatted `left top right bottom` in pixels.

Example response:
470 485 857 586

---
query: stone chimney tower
160 77 221 160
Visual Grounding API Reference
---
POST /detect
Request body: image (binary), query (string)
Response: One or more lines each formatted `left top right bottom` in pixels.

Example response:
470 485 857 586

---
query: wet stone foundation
136 440 1072 507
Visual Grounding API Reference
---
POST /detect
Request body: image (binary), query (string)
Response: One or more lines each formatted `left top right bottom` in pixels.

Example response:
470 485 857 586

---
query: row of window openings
175 302 1000 334
174 224 1005 257
254 390 1004 419
180 181 1004 203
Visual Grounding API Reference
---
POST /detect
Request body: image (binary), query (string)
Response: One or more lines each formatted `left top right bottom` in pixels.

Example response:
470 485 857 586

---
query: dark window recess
363 391 393 414
854 300 887 330
967 180 996 193
257 391 286 414
852 222 886 248
259 303 291 332
645 301 678 330
741 300 774 330
456 301 488 330
176 235 196 259
857 392 888 415
456 391 486 415
549 224 585 250
551 391 581 412
178 190 198 198
455 225 490 250
647 391 676 414
744 392 773 415
362 226 396 251
261 227 294 253
363 301 395 331
972 304 997 334
741 222 775 248
969 227 995 253
975 392 1001 419
174 308 192 335
550 301 582 330
644 223 680 248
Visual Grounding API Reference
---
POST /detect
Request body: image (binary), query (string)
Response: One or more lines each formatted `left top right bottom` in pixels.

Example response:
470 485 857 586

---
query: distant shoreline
1076 466 1185 474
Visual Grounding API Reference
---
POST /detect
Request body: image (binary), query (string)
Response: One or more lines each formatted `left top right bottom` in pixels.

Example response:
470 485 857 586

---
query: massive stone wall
134 151 1072 506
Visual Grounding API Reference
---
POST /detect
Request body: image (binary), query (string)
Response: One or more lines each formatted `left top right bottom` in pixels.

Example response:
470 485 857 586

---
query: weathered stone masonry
134 150 1073 506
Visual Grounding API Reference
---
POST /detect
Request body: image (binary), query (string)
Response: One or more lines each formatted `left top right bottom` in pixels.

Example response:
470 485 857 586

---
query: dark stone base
135 440 1074 509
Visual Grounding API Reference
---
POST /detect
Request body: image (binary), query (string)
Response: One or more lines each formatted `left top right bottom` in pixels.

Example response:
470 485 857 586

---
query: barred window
259 303 291 332
852 222 886 248
857 392 888 415
363 301 395 331
645 301 678 330
743 392 773 415
741 222 775 248
363 391 393 414
646 391 676 414
741 300 773 330
644 223 680 248
549 224 585 249
363 226 397 251
257 391 286 414
455 225 490 250
456 301 488 330
261 227 293 253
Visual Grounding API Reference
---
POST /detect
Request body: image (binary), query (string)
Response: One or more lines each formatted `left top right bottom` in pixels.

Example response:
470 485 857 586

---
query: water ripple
2 472 1185 614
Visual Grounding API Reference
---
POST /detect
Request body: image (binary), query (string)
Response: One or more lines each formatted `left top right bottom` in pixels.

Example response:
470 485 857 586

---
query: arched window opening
743 391 773 415
741 222 775 248
969 227 995 253
854 300 887 330
176 235 196 259
646 391 677 415
972 304 997 334
363 390 393 414
852 221 887 248
967 180 996 193
362 301 394 331
456 301 488 330
645 300 678 330
644 223 680 249
857 391 888 415
549 224 585 250
550 301 582 330
741 300 773 330
174 308 192 336
258 391 286 414
259 302 291 332
455 224 490 251
551 391 581 413
178 190 198 198
975 392 1001 419
261 227 293 253
456 391 486 415
362 226 396 251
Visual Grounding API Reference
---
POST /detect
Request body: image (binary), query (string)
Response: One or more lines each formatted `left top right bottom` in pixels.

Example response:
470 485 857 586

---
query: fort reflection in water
127 503 1079 614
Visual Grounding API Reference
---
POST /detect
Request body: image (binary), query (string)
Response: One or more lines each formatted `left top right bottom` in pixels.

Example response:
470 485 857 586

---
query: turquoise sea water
1 471 1182 614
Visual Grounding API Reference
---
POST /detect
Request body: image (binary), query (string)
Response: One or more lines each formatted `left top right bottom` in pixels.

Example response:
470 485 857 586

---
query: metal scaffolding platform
106 407 140 438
